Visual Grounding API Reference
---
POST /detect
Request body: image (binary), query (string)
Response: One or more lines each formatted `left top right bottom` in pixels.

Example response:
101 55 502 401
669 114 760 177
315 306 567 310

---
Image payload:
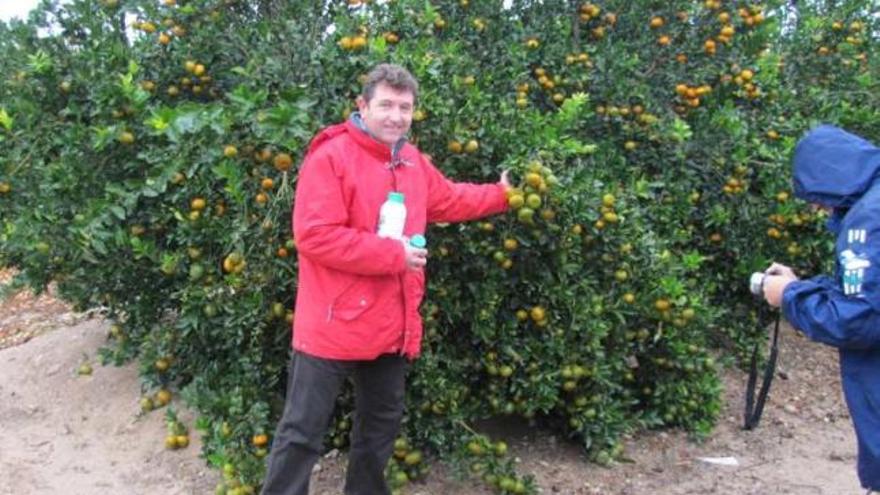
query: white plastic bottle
377 192 406 239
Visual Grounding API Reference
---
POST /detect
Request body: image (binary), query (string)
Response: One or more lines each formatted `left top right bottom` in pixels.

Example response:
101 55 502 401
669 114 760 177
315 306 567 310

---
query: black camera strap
743 306 781 430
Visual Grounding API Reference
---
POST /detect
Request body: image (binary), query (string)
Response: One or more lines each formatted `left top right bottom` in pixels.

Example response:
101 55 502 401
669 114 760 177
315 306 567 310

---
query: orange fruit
252 434 269 447
529 305 546 322
165 435 179 449
175 435 189 448
273 153 293 172
155 388 172 406
118 131 135 144
525 172 543 188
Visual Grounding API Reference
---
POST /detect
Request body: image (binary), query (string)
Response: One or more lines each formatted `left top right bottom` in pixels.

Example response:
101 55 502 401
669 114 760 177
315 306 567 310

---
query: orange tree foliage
0 0 876 493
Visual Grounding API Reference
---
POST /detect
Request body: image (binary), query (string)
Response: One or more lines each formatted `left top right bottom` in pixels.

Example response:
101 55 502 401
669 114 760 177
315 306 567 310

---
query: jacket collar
347 113 413 168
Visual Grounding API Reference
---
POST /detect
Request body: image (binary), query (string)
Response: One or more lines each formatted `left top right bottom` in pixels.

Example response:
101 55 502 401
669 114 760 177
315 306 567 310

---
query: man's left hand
499 170 511 192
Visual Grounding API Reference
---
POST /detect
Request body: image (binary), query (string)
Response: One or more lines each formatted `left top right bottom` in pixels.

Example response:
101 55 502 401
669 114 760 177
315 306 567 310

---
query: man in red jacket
261 64 510 495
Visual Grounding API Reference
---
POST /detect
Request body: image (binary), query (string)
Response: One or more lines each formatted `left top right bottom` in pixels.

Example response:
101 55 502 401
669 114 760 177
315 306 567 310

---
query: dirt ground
0 271 866 495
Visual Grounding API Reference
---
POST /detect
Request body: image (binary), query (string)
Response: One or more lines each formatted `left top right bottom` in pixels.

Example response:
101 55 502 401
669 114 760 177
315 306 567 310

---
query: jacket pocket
406 270 426 310
330 277 378 321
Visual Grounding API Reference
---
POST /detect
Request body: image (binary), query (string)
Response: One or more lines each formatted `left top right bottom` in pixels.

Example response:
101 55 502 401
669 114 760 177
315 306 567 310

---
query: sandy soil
0 273 866 495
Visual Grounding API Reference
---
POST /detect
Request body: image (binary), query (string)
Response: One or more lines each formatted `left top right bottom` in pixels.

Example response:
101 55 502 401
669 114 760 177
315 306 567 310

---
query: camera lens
749 272 766 296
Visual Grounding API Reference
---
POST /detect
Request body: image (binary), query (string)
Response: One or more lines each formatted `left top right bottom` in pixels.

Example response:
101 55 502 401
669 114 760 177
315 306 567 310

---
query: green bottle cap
410 234 426 248
389 192 405 203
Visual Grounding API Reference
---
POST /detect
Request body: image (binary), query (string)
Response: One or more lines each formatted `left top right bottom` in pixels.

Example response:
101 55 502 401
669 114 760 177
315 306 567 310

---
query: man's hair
362 64 419 103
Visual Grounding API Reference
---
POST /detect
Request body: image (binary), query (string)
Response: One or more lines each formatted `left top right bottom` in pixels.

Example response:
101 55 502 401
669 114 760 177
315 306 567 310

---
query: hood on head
792 125 880 209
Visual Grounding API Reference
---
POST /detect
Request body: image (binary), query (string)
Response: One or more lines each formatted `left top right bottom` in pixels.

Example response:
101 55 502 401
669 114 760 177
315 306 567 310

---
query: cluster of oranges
133 19 157 34
222 252 247 274
594 193 620 230
560 363 591 392
153 16 187 45
841 20 866 47
161 59 215 98
674 82 713 109
506 161 558 226
532 67 569 105
464 435 527 494
221 144 293 209
578 2 617 40
818 20 867 64
595 103 657 126
515 65 573 108
515 304 549 328
491 237 517 270
338 34 368 51
563 52 592 67
735 5 767 28
513 82 530 108
722 176 747 196
164 418 190 450
189 196 208 221
140 387 172 413
387 437 427 490
649 16 673 47
446 138 480 154
721 164 751 196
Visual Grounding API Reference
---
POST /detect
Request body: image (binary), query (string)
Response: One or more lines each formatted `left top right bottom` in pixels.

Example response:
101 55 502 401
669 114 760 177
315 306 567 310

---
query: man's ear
356 95 367 112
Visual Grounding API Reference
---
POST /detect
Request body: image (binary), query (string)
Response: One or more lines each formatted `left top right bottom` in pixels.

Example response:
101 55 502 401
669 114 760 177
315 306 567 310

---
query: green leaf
213 161 245 205
109 206 126 220
0 108 13 131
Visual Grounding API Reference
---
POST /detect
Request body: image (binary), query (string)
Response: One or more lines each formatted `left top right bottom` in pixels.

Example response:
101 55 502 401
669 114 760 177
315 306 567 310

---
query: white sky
0 0 42 22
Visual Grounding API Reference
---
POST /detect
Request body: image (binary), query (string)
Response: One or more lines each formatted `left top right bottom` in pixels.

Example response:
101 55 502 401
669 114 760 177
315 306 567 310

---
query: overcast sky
0 0 43 22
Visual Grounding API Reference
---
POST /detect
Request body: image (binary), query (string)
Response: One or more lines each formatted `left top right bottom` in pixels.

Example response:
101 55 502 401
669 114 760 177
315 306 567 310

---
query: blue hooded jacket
784 125 880 490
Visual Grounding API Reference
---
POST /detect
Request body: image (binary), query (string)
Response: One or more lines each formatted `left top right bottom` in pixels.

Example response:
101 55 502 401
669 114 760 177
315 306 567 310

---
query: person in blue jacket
762 125 880 493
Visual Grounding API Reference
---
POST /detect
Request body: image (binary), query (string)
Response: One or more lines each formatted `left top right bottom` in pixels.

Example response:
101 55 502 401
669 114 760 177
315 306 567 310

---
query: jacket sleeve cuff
491 183 510 215
780 280 803 323
388 238 408 273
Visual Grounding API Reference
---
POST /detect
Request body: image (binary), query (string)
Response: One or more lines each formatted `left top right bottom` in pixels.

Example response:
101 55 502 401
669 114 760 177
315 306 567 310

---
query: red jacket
291 120 508 360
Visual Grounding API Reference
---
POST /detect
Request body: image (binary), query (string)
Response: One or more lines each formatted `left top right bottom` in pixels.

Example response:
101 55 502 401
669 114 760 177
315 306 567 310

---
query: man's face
357 82 414 147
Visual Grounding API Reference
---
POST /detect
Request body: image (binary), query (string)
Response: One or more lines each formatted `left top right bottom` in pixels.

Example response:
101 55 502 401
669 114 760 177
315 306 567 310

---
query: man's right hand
765 262 796 278
403 241 428 270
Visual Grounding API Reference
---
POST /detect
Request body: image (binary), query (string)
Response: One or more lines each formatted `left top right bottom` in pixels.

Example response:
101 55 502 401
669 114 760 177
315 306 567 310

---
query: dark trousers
260 351 408 495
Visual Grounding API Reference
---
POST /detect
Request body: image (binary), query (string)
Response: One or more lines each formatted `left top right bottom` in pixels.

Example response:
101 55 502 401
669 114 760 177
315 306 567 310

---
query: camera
749 272 766 296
